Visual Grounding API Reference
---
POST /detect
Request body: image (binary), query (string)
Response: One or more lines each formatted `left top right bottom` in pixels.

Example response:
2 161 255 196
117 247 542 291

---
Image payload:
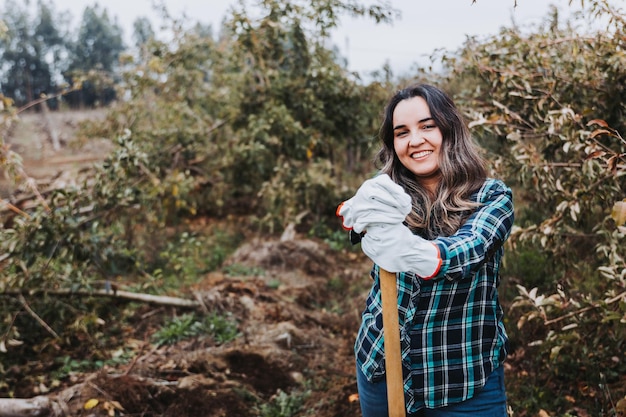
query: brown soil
1 109 372 416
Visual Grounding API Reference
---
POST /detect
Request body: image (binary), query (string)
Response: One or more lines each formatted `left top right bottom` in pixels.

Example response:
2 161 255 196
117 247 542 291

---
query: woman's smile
411 150 433 159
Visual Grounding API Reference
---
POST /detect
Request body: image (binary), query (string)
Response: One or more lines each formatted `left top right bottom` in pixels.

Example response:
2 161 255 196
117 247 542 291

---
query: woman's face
392 96 443 192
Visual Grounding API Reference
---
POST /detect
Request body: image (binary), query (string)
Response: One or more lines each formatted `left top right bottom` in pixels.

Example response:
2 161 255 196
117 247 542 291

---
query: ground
42 238 371 417
1 109 372 416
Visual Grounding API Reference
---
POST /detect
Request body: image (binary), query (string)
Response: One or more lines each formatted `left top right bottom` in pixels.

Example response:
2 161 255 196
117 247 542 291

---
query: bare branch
18 294 60 339
5 289 201 309
544 290 626 326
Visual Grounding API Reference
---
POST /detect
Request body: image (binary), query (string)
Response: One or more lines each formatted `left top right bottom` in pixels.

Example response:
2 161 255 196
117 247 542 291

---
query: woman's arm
430 179 514 281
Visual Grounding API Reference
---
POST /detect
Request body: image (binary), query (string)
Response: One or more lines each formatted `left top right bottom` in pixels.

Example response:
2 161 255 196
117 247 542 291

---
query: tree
64 4 125 107
132 16 155 50
0 0 69 107
211 0 395 231
68 4 124 73
89 0 396 230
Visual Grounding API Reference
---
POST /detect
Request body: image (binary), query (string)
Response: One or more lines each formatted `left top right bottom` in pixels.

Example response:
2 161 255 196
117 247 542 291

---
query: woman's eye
423 124 436 130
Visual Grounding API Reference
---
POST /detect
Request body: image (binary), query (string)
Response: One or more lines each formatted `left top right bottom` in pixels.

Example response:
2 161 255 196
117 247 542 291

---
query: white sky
1 0 590 77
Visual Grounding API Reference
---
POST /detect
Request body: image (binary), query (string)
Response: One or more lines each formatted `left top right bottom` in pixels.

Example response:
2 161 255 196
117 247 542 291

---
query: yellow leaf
611 200 626 226
84 398 99 410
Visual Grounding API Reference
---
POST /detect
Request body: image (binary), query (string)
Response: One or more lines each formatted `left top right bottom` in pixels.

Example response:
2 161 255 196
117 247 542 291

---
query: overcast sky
1 0 588 76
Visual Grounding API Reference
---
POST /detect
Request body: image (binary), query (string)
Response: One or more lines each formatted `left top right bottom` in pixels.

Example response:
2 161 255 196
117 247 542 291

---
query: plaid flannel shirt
354 178 514 412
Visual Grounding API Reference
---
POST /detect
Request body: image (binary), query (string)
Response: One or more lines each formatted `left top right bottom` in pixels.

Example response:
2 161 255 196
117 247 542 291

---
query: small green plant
256 388 310 417
204 312 240 344
152 312 239 346
152 313 202 346
52 356 105 380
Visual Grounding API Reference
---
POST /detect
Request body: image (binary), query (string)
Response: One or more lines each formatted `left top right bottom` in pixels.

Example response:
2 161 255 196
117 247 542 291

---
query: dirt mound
229 237 333 275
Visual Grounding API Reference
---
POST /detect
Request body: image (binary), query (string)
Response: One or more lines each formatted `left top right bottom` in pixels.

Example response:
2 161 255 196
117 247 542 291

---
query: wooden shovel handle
380 268 406 417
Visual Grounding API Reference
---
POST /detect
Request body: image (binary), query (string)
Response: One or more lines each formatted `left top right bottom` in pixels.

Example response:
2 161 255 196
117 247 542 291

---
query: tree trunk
40 100 61 152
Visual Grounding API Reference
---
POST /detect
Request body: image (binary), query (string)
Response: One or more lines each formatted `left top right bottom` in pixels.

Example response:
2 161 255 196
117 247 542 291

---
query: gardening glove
336 174 412 234
361 222 442 278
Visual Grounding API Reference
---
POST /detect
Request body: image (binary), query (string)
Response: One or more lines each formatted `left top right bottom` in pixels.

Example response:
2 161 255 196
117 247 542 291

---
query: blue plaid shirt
355 178 514 412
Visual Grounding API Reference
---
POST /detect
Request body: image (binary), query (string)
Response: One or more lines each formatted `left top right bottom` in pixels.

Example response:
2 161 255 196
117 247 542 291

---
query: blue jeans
356 364 507 417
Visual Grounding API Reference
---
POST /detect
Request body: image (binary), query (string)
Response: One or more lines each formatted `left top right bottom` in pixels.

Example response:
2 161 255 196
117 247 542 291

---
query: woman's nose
409 132 425 146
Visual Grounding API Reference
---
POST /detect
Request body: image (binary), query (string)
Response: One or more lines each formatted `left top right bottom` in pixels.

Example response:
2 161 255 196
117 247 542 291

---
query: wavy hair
375 84 487 238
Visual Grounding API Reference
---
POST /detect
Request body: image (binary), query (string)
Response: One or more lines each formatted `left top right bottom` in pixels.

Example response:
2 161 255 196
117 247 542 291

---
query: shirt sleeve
430 179 514 282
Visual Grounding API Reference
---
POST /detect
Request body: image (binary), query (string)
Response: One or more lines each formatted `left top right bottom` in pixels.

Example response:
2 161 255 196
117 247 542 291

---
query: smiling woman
337 83 514 416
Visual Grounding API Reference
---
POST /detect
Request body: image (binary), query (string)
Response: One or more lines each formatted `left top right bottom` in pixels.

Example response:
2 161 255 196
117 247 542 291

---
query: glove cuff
336 201 352 231
416 242 442 279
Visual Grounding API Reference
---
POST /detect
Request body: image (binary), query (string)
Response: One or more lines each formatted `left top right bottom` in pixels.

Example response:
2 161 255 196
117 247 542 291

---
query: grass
152 312 239 346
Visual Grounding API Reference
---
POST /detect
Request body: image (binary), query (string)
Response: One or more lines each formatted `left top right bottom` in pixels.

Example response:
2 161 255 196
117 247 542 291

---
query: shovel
380 267 406 417
348 230 406 416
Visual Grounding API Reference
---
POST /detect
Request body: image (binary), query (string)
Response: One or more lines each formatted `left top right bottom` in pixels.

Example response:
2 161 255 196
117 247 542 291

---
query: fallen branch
2 289 200 308
0 396 65 417
0 372 179 417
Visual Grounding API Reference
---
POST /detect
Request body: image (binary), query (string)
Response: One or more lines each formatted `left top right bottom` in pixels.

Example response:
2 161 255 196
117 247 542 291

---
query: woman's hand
337 174 411 233
361 222 442 278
